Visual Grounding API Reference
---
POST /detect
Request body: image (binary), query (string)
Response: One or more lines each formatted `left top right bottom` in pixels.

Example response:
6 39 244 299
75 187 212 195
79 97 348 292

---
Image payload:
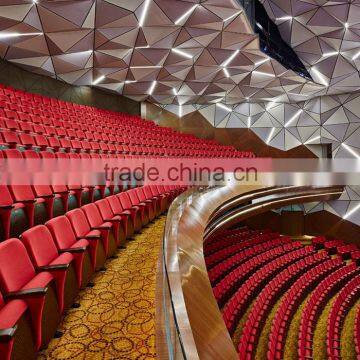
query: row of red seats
204 228 258 256
0 85 254 158
204 226 249 245
213 240 298 307
205 232 279 269
326 274 360 359
298 263 359 360
238 252 330 359
208 236 292 285
267 257 343 360
0 184 184 360
222 245 315 334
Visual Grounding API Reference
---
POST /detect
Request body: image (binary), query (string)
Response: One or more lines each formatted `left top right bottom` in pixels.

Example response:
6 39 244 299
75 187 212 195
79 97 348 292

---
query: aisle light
175 4 198 25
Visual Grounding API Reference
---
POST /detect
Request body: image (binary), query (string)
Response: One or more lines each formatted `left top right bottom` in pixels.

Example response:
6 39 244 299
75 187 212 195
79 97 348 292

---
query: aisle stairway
38 217 165 360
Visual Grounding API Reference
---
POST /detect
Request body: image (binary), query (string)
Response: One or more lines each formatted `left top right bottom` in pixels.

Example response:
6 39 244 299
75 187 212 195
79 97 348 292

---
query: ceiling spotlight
266 127 275 144
254 58 270 67
124 80 136 84
322 51 339 57
139 0 151 27
216 103 232 112
343 203 360 220
312 67 328 87
247 116 251 128
172 88 178 95
252 70 275 77
223 68 230 77
92 75 105 85
174 4 198 25
342 143 360 159
276 16 293 21
224 11 241 22
344 22 349 29
284 109 302 127
171 48 193 59
178 105 183 118
222 49 239 67
148 80 157 95
256 22 264 31
352 51 360 61
304 135 320 144
0 32 43 39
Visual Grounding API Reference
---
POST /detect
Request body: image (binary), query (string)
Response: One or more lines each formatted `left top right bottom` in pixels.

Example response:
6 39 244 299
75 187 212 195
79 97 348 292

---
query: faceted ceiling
0 0 326 105
260 0 360 95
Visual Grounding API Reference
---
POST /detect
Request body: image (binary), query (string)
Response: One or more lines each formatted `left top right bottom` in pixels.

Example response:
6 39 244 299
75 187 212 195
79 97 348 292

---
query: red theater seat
81 203 117 258
46 216 93 288
0 290 36 360
21 226 79 314
66 209 106 271
117 192 143 232
0 186 14 240
0 238 60 350
126 188 151 225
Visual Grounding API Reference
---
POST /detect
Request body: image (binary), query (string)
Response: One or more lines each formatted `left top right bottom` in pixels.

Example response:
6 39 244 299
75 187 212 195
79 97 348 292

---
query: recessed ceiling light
284 109 302 127
222 49 239 67
323 51 339 57
304 135 320 144
172 88 178 95
342 143 360 159
343 203 360 220
247 116 251 128
345 22 349 29
138 0 151 27
178 105 183 117
252 70 275 77
174 4 198 25
266 127 275 144
312 67 328 87
124 80 136 84
0 32 43 39
171 48 193 59
92 75 105 85
276 16 293 20
224 11 241 22
216 103 232 112
148 80 157 95
254 58 270 67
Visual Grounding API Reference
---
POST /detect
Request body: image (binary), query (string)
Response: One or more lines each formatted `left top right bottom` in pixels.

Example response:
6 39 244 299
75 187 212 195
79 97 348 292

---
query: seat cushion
71 239 89 249
22 271 53 290
49 252 73 266
0 299 28 328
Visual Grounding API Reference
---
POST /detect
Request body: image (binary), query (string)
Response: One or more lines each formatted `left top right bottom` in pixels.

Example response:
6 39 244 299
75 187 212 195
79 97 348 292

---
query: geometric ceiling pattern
0 0 326 105
160 90 360 155
260 0 360 95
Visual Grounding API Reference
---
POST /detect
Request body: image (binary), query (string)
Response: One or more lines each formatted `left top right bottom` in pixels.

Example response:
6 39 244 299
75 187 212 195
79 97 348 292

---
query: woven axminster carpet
38 217 165 360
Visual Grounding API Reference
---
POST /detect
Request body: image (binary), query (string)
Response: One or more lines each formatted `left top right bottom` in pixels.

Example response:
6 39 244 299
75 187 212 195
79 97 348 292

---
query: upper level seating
207 231 360 359
0 84 254 158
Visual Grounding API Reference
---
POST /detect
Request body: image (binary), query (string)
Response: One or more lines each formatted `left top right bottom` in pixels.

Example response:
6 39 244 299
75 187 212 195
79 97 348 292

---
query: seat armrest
20 199 36 204
37 264 69 271
104 219 120 223
59 247 86 253
0 205 14 210
92 225 111 230
76 235 100 240
0 326 17 342
5 287 48 299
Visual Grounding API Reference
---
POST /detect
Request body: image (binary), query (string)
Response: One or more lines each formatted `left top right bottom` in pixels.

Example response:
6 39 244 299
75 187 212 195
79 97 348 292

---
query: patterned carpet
38 217 165 360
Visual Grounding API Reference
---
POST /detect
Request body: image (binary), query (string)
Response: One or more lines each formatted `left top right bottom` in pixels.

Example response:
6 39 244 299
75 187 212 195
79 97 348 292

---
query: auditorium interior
0 0 360 359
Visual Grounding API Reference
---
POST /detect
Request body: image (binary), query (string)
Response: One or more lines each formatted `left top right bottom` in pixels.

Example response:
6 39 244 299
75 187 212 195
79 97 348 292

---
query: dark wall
144 102 317 158
243 210 360 245
0 59 140 115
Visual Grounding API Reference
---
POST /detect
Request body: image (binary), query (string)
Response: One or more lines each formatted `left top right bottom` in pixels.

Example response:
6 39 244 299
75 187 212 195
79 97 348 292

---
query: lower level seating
207 231 360 359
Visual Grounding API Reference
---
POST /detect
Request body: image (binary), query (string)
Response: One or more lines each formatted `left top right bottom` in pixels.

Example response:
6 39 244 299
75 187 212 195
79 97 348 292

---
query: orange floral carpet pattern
38 217 165 360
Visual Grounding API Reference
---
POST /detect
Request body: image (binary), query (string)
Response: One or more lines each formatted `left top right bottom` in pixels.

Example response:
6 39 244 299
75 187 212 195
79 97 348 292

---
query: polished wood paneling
144 102 317 158
305 211 360 245
281 211 305 236
157 185 343 360
0 59 140 114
